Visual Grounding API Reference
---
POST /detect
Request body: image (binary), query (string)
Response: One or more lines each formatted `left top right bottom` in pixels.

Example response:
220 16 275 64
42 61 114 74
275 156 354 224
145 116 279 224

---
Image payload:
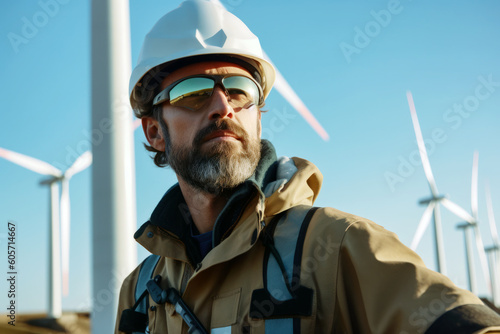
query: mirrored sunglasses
152 74 264 111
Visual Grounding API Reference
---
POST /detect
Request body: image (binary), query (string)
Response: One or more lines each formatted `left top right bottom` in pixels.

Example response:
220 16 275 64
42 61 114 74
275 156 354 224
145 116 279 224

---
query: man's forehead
160 61 252 89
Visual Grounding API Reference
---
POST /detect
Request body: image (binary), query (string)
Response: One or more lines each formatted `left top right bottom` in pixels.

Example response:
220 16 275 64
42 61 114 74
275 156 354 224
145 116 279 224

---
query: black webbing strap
119 254 161 333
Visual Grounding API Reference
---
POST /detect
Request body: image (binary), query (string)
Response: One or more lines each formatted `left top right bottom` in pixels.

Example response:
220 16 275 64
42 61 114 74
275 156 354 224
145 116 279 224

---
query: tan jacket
116 156 500 333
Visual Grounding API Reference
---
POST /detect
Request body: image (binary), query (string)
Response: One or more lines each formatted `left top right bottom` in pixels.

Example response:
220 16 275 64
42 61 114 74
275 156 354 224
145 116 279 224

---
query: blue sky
1 0 499 313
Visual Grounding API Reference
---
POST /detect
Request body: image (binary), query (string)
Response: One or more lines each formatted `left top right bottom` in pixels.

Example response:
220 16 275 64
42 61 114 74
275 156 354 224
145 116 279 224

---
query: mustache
193 120 248 147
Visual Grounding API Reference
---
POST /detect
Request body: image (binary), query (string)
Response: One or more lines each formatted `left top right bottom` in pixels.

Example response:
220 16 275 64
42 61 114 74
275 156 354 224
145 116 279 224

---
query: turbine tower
456 221 477 292
59 151 93 295
456 152 491 296
406 92 475 275
91 0 137 332
0 147 91 318
485 182 500 305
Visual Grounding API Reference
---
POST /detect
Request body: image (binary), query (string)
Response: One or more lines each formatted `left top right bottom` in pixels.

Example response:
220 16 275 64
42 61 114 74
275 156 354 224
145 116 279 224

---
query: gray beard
161 119 261 195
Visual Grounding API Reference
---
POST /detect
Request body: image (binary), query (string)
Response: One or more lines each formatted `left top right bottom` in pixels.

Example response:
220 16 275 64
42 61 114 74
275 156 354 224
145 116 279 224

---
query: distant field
0 313 90 334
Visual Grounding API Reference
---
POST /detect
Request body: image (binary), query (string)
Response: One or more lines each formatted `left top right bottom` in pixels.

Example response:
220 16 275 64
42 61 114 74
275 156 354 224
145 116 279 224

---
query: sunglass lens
169 77 214 110
223 76 260 108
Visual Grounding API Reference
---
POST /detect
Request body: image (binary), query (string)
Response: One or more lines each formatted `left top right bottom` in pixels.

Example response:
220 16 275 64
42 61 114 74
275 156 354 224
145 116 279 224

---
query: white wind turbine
406 92 475 275
0 147 92 317
456 151 491 296
485 182 500 305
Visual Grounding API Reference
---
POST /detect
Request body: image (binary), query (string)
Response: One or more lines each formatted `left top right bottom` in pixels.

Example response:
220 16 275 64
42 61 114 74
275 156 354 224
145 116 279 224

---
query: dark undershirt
191 226 213 259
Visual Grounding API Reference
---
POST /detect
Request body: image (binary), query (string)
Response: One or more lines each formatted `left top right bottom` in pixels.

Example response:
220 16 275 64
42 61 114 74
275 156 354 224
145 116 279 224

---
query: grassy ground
0 313 90 334
1 302 498 333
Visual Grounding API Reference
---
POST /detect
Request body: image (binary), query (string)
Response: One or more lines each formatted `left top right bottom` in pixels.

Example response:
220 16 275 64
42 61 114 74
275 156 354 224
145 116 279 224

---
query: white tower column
457 224 477 294
91 0 137 332
48 181 62 319
486 247 500 306
433 204 447 275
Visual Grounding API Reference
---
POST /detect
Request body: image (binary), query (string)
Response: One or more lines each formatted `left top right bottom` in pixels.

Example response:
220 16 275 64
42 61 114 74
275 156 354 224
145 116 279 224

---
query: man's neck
177 177 229 234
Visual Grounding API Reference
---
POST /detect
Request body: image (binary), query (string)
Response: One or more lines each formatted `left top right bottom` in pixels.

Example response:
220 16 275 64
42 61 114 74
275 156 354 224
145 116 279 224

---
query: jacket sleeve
114 265 142 334
425 305 500 334
334 219 500 333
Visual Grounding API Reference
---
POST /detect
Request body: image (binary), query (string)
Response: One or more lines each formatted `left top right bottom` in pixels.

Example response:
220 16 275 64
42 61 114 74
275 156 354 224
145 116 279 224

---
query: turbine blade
268 59 329 141
473 224 492 294
411 201 436 250
0 147 62 177
471 151 479 220
485 182 500 246
60 178 71 296
441 198 475 223
406 92 439 197
65 151 92 179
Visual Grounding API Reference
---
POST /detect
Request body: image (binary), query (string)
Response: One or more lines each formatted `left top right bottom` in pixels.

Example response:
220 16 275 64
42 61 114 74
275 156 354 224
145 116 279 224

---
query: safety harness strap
250 205 318 334
119 254 161 334
135 254 161 309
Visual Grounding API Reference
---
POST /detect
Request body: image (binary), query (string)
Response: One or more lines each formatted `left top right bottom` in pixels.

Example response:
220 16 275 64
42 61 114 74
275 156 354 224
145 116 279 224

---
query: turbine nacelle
456 222 477 230
40 176 64 185
418 195 445 206
485 245 500 252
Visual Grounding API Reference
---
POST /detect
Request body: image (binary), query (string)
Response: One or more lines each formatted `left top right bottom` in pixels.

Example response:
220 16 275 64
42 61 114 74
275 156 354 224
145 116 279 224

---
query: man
116 1 500 333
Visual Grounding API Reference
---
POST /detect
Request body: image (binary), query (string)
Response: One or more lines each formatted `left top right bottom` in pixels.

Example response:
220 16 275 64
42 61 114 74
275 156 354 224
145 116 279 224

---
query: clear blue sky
1 0 499 313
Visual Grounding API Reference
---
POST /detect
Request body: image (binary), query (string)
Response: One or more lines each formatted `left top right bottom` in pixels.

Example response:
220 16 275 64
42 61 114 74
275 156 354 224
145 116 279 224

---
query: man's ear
142 116 165 151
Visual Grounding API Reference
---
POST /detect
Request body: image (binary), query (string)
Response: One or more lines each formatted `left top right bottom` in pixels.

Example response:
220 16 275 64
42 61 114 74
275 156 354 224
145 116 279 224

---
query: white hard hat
129 0 276 104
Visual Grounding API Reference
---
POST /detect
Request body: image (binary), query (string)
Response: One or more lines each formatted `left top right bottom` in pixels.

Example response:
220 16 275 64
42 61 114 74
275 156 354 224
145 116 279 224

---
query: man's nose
206 86 234 120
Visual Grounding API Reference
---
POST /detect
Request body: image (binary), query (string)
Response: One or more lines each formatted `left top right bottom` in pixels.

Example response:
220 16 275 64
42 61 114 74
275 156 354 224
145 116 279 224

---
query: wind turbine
485 182 500 305
0 147 92 317
456 151 491 296
406 91 475 275
210 0 329 141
